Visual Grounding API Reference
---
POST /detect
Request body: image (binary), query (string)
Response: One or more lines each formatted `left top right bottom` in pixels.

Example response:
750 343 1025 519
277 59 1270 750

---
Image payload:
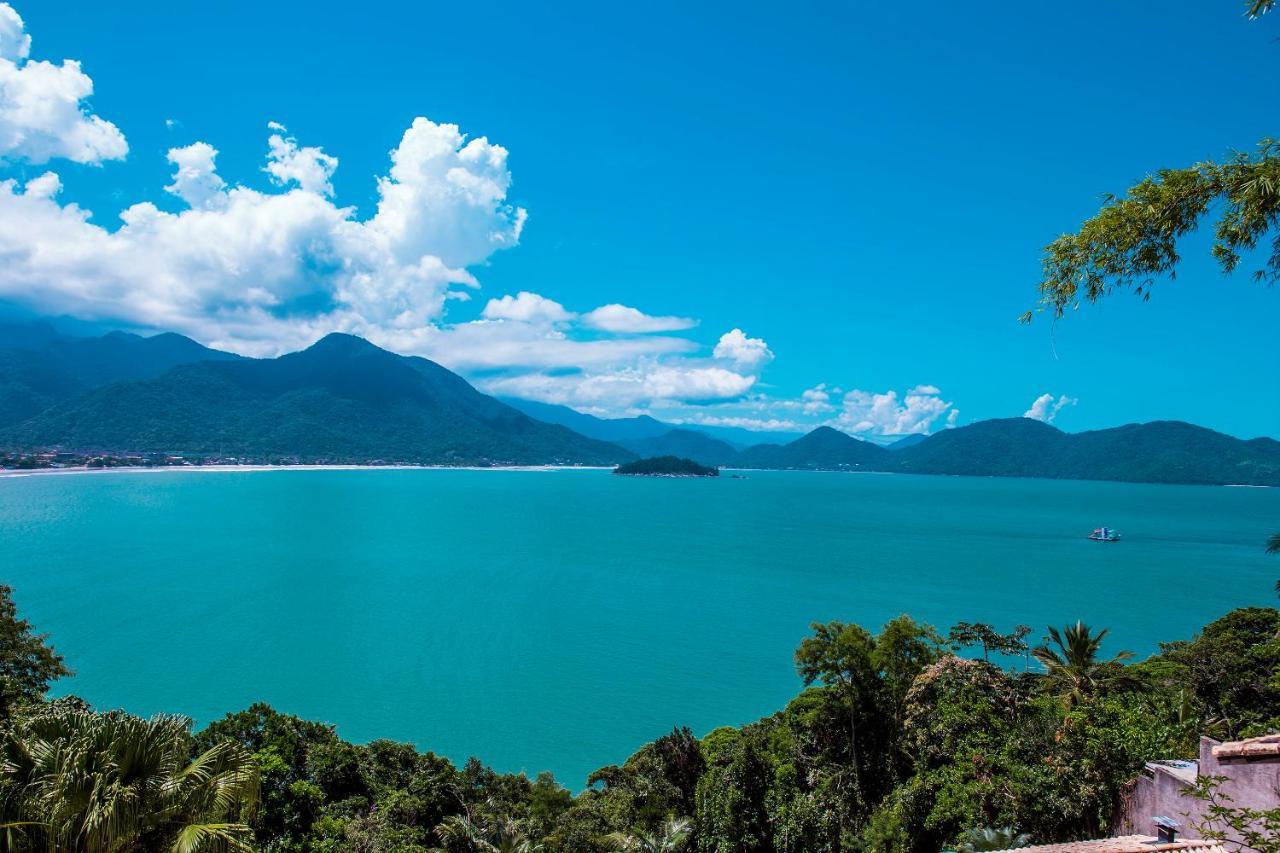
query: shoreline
0 463 615 479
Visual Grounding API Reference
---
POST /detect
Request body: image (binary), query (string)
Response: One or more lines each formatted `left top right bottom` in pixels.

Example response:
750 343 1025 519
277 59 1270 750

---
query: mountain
894 418 1280 485
616 429 741 467
0 325 240 427
887 433 928 451
498 397 804 449
1 334 633 466
498 398 671 442
736 426 892 471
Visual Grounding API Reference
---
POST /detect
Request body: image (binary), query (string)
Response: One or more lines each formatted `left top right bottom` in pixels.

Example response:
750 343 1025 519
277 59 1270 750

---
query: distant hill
499 397 803 449
893 418 1280 486
0 325 240 427
736 426 892 471
617 429 740 467
887 433 928 451
1 322 1276 484
724 419 1280 485
2 334 632 466
498 398 671 442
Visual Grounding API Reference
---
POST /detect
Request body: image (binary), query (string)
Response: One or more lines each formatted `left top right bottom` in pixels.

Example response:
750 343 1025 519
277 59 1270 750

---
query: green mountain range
0 333 629 466
1 325 1276 484
0 323 240 427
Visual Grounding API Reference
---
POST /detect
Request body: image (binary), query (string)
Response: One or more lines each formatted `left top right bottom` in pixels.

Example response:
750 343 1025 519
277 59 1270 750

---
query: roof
1212 734 1280 760
1146 759 1198 784
1018 836 1227 852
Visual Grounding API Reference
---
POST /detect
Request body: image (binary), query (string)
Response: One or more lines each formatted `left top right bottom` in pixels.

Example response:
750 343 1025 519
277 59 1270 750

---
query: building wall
1115 737 1280 841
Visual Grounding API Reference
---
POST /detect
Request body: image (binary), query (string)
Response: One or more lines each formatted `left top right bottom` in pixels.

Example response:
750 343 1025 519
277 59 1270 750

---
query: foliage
1032 621 1134 708
1156 607 1280 737
0 587 1275 852
954 826 1030 852
613 456 719 477
1189 774 1280 853
606 817 692 852
1027 138 1280 321
0 707 258 852
0 584 69 720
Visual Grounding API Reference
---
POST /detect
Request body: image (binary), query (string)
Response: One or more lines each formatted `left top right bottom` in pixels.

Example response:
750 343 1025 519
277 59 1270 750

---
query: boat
1088 526 1121 542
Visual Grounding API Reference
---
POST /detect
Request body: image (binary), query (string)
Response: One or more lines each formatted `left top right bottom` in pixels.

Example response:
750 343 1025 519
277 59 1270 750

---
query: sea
1 467 1275 786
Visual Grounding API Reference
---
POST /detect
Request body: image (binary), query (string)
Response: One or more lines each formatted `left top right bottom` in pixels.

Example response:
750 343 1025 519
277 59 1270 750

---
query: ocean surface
1 468 1276 785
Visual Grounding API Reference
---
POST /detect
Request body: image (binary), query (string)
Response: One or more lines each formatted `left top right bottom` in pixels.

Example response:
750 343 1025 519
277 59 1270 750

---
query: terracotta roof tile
1212 734 1280 760
1018 836 1226 852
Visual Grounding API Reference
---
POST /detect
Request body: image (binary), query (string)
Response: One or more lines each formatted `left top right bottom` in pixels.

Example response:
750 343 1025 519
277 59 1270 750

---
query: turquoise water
1 468 1276 785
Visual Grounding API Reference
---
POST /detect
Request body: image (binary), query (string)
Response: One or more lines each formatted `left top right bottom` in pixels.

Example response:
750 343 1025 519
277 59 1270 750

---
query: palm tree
1032 621 1133 708
0 708 258 852
605 817 692 852
435 811 545 852
955 826 1031 852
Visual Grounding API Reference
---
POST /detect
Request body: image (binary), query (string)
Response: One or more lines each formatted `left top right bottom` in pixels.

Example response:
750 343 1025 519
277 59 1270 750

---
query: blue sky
1 1 1277 438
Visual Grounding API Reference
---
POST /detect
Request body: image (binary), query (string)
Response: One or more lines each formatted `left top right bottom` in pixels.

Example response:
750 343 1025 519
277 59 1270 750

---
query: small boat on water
1089 526 1121 542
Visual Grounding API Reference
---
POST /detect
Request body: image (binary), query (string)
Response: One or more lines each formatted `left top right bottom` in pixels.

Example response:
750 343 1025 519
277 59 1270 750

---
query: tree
1026 138 1280 322
795 621 879 790
0 707 259 852
436 808 544 852
1159 607 1280 736
954 826 1031 852
1032 622 1133 707
606 817 692 852
946 622 1031 663
0 584 70 719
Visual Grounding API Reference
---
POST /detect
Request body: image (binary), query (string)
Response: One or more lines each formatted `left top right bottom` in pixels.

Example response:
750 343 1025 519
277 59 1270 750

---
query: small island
613 455 720 477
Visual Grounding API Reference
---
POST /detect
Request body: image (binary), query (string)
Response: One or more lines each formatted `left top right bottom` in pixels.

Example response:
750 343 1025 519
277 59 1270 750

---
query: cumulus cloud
1024 393 1076 423
581 303 695 334
833 386 955 436
713 328 773 369
482 363 757 408
164 142 226 208
481 291 574 325
801 384 835 414
0 116 526 355
21 168 57 198
0 3 127 164
265 124 339 196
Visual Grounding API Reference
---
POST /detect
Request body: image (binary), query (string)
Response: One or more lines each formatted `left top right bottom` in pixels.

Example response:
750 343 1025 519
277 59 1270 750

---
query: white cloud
668 413 804 433
481 291 574 324
833 386 954 436
0 117 526 356
713 328 773 369
165 142 226 208
22 168 57 198
482 363 756 408
581 303 695 334
0 3 127 164
0 4 28 61
1024 393 1076 423
265 123 338 196
801 383 835 414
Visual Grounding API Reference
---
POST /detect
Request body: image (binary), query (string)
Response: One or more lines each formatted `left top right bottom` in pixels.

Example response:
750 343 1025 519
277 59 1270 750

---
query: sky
0 1 1276 439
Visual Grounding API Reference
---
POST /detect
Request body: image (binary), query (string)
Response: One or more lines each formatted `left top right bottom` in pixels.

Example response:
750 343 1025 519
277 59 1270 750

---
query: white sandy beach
0 464 614 479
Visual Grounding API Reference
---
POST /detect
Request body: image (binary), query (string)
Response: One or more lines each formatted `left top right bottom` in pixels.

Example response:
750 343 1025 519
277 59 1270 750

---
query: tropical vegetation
0 584 1276 852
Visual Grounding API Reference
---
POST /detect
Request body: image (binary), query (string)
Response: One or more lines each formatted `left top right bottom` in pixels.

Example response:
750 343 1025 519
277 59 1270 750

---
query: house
1111 734 1280 847
1017 836 1227 852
